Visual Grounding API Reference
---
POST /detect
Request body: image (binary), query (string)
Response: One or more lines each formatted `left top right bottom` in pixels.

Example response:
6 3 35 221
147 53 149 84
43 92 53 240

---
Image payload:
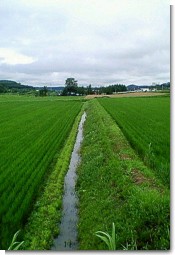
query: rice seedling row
0 99 82 249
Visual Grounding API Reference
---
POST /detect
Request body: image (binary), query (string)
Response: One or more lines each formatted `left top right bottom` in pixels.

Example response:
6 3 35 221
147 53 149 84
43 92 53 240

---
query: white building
141 88 150 92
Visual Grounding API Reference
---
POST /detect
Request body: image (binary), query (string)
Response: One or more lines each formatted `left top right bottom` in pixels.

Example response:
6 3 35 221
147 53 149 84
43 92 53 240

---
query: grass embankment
76 99 169 250
22 106 85 250
98 96 170 187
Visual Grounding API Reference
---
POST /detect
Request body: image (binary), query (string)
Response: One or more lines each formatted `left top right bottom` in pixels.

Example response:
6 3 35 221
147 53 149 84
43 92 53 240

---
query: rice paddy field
0 96 82 249
0 93 170 250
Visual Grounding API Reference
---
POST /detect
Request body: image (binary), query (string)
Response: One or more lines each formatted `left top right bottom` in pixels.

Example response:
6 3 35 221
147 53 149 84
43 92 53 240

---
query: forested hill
0 80 33 92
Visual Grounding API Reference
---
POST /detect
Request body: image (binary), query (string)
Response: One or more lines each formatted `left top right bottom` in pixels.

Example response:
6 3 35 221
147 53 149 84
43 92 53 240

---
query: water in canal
51 112 86 251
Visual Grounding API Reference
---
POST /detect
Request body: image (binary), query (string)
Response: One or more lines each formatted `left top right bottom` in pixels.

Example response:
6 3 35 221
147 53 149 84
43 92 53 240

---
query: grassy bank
76 99 169 250
98 96 170 187
22 105 85 250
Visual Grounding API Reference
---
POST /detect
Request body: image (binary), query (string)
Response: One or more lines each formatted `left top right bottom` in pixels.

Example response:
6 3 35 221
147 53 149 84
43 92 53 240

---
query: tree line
1 78 169 96
0 78 127 96
62 78 127 96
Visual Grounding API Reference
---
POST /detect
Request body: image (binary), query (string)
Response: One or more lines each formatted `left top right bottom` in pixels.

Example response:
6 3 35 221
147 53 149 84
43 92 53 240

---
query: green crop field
98 96 170 186
0 94 170 250
0 96 82 249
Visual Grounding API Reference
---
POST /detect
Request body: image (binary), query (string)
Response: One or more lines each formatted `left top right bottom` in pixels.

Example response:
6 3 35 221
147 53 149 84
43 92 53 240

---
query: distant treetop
65 78 78 87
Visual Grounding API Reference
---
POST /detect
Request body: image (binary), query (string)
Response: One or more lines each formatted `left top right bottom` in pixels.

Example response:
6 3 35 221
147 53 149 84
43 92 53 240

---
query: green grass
95 222 117 250
0 96 82 249
76 99 169 250
98 96 170 186
7 230 24 250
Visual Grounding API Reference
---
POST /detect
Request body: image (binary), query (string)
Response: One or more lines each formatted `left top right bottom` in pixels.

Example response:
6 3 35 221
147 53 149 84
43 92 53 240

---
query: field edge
22 104 86 250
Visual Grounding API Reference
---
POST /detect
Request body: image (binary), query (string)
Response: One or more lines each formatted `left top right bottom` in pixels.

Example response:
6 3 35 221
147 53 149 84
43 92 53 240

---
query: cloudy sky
0 0 170 86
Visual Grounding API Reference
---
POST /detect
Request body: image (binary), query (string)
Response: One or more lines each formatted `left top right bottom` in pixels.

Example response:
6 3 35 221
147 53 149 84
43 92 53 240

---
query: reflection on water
51 112 86 251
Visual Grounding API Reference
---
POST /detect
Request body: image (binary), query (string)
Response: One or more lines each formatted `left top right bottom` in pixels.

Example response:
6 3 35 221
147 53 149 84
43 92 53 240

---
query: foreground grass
22 106 85 250
76 99 169 250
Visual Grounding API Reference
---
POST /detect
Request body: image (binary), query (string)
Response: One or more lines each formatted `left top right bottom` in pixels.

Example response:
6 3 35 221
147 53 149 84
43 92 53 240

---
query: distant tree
87 84 93 95
78 86 86 96
0 84 6 93
102 84 127 94
62 78 78 96
39 86 48 96
65 78 78 87
89 84 127 94
61 86 68 96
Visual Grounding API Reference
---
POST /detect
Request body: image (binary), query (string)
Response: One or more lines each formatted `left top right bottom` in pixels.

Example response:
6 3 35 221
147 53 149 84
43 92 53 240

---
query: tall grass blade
95 223 117 250
95 232 111 249
8 230 24 250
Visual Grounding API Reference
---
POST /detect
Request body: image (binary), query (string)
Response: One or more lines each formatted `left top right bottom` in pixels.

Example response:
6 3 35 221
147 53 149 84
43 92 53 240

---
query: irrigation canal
51 112 86 251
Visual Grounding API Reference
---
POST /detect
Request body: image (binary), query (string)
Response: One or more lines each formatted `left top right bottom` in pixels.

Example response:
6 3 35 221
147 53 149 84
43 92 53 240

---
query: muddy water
51 112 86 251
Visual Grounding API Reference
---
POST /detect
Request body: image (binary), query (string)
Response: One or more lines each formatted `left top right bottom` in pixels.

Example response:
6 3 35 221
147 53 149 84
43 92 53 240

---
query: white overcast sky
0 0 170 86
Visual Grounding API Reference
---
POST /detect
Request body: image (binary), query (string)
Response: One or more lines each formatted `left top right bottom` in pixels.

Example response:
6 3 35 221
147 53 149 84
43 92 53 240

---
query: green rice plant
7 230 24 250
0 98 83 249
95 223 117 250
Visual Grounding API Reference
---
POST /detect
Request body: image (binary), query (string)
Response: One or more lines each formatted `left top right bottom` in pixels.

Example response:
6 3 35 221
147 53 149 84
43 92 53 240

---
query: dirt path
85 92 167 99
